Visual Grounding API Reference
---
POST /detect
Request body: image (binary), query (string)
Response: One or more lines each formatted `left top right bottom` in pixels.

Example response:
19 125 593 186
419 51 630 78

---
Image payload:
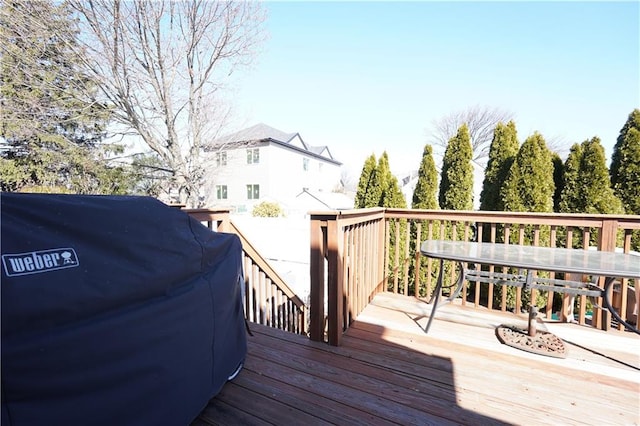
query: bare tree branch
429 105 514 168
69 0 267 206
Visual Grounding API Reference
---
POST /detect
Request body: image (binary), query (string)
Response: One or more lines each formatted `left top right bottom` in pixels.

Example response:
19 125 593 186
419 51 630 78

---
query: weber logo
2 248 79 277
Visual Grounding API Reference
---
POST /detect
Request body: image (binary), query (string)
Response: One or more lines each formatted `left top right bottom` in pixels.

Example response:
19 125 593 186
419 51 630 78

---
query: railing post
217 211 231 233
598 219 618 252
309 215 327 342
597 218 619 331
378 215 386 294
326 217 344 346
384 217 390 293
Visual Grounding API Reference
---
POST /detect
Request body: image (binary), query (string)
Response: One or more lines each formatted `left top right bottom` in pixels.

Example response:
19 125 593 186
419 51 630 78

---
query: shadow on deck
194 293 640 426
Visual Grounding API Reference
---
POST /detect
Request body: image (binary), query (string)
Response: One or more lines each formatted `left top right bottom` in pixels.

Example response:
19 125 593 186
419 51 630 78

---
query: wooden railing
310 209 640 345
184 209 306 335
309 208 387 345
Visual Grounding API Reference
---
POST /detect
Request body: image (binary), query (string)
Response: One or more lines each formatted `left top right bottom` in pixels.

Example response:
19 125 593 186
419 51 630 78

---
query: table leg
603 277 640 335
528 306 538 337
448 261 466 301
424 259 445 333
425 260 466 334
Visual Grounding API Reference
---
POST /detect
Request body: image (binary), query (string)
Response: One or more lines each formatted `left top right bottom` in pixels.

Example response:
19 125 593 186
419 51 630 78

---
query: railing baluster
404 221 410 296
393 220 400 294
415 221 422 298
547 226 557 317
426 220 433 298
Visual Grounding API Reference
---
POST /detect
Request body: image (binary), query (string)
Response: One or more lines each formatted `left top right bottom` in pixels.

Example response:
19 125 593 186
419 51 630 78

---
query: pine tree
0 0 132 193
354 154 378 208
611 109 640 216
411 144 438 210
438 124 474 210
479 121 519 211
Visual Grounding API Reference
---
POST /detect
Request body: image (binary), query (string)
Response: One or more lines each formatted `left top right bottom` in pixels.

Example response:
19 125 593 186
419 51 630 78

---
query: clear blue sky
233 1 639 177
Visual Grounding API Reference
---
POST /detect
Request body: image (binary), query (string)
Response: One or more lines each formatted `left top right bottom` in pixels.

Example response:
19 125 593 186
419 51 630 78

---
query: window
246 184 260 200
215 151 227 167
246 148 259 164
303 158 309 171
216 185 227 200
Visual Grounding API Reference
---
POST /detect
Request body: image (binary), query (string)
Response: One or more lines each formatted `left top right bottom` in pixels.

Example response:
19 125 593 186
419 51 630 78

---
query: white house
204 123 343 214
289 188 354 217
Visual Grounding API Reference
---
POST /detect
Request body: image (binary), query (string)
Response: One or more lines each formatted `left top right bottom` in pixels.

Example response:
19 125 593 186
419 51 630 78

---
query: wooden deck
193 292 640 426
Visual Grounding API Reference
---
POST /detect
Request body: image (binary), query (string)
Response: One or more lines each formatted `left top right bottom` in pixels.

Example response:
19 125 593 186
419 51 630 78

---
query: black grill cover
1 193 247 425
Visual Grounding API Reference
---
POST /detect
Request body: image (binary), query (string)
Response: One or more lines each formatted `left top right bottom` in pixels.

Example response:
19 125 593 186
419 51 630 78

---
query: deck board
194 292 640 426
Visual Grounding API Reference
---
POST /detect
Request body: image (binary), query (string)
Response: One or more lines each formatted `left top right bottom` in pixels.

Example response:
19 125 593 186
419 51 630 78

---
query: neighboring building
400 170 419 207
290 188 354 217
204 123 343 214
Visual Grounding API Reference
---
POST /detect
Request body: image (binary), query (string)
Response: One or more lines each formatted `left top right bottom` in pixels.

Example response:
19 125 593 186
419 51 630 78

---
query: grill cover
1 193 246 425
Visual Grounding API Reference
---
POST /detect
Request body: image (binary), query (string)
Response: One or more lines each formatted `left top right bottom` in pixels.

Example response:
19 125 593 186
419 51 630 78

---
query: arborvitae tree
500 132 554 311
438 124 473 210
610 111 640 251
551 153 564 212
410 144 438 296
0 1 132 194
354 154 378 208
479 121 519 211
559 138 623 251
611 109 640 216
435 126 474 298
383 174 407 208
353 151 408 292
355 151 407 209
376 152 392 206
580 138 623 214
502 132 555 213
558 143 584 213
412 144 438 210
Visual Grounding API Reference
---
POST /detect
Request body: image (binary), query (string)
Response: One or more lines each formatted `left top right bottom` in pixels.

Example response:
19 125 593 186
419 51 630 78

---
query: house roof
209 123 341 166
295 189 354 210
216 123 298 145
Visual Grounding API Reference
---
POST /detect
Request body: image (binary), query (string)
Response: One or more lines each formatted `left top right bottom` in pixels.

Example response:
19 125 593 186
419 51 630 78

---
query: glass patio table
419 240 639 355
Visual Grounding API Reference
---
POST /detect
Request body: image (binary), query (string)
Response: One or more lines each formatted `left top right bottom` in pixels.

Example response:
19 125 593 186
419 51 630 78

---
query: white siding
205 141 341 214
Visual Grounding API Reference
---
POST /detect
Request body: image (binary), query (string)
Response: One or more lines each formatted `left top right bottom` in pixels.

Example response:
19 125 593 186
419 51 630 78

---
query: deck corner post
326 217 344 346
309 214 328 342
217 211 231 233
